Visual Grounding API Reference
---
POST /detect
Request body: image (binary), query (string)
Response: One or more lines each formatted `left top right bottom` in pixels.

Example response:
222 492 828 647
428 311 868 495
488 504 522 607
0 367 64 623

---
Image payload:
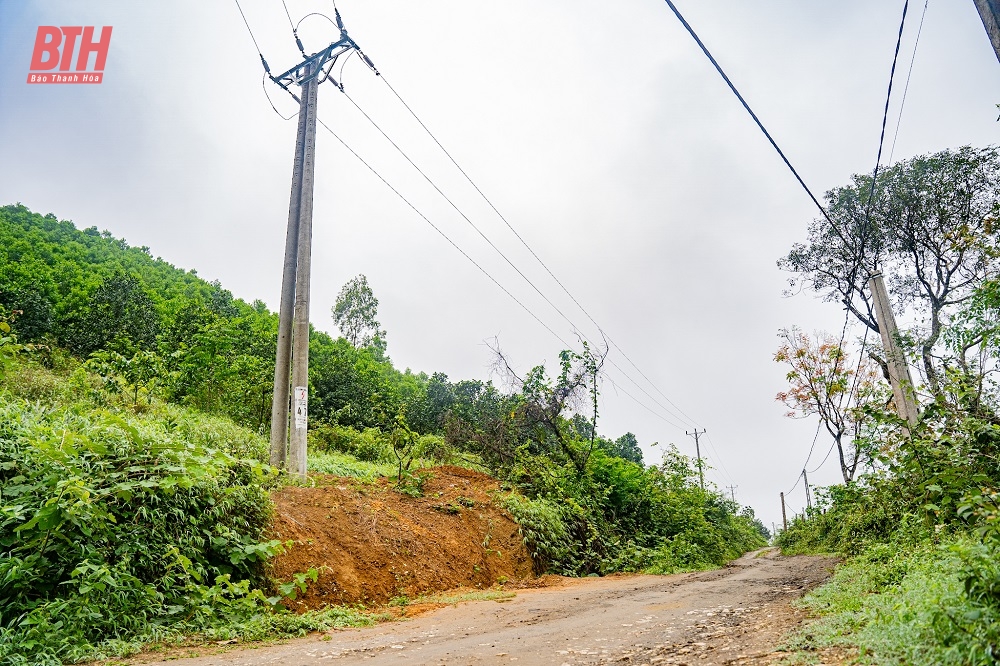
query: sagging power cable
337 87 701 431
373 72 702 429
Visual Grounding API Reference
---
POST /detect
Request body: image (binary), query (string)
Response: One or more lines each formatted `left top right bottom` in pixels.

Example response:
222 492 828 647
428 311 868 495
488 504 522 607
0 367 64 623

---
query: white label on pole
294 386 308 429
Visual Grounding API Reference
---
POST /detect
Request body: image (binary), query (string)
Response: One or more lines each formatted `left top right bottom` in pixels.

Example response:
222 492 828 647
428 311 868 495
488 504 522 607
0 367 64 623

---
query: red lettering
76 26 112 71
29 26 61 71
59 27 83 71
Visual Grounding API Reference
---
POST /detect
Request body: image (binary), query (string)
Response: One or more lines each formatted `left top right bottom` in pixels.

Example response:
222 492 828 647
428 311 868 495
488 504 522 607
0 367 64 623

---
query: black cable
295 12 339 33
660 0 839 234
888 0 929 166
280 0 296 32
377 73 702 429
262 74 298 121
233 0 265 56
703 432 738 489
809 440 838 475
604 375 686 430
864 0 910 217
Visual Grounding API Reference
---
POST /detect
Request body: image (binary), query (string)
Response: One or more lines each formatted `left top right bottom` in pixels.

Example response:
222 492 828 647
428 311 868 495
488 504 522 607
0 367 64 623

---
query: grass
779 535 995 666
307 451 439 482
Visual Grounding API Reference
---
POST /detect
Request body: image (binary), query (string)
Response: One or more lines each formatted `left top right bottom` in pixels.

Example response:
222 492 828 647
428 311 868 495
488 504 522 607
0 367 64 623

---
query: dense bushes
777 385 1000 663
500 447 767 576
0 384 281 662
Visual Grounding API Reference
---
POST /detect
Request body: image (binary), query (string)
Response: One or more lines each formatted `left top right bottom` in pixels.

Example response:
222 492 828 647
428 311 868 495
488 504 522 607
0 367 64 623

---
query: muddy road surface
142 550 836 666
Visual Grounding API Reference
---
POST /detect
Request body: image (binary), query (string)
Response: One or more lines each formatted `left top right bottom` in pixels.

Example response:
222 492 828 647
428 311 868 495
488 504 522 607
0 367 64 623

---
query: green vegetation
0 203 766 663
775 146 1000 665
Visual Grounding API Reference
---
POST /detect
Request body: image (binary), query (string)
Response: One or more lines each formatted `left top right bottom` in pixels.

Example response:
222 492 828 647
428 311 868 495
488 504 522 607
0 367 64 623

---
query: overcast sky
1 0 998 529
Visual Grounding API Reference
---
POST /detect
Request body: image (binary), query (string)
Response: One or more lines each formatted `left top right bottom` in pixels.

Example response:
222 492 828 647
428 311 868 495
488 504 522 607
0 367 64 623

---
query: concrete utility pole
780 492 787 530
869 274 920 427
266 22 365 477
288 67 319 480
269 65 318 479
685 428 706 489
802 469 812 511
269 70 311 469
725 485 737 502
974 0 1000 63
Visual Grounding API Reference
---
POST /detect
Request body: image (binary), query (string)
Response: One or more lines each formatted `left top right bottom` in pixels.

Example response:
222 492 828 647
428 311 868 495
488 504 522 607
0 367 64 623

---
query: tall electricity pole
266 21 365 478
685 428 706 490
725 485 737 502
974 0 1000 62
869 274 920 428
780 492 787 530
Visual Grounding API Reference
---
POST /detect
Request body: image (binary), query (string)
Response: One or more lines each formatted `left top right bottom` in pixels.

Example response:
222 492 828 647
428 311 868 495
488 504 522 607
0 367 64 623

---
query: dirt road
142 550 835 666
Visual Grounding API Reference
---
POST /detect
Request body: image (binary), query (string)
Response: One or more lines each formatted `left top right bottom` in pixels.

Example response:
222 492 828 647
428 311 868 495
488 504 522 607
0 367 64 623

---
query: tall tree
332 274 386 351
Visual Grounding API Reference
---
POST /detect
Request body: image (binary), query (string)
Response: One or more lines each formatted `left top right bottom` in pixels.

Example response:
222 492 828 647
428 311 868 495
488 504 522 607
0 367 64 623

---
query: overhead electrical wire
376 74 702 429
888 0 930 165
322 100 699 438
234 0 265 59
703 432 738 488
313 116 575 350
279 0 296 32
603 374 686 430
659 0 840 235
865 0 910 212
336 86 701 432
809 440 838 476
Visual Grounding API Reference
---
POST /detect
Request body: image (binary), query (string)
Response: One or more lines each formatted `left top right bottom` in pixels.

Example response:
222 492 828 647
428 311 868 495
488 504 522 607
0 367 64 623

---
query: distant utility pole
725 485 738 502
869 274 920 428
802 469 812 511
780 492 787 530
685 428 706 489
974 0 1000 63
267 19 365 479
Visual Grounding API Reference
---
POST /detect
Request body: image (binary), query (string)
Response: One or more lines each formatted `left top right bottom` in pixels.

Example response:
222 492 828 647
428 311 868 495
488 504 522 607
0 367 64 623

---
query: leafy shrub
500 493 578 575
309 423 392 462
0 395 280 662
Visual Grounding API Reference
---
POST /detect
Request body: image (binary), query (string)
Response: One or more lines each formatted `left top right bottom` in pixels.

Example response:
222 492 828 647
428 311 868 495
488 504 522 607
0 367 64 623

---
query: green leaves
0 396 277 661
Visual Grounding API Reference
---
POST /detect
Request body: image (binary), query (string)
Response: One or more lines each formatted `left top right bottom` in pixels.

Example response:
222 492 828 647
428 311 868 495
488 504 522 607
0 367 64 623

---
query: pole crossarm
271 36 356 90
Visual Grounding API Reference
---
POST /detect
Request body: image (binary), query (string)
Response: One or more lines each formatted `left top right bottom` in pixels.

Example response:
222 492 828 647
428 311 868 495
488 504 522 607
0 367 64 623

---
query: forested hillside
0 203 766 664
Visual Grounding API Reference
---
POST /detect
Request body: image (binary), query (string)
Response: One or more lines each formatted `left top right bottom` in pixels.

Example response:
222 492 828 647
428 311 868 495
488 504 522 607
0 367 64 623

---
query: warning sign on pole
294 386 308 430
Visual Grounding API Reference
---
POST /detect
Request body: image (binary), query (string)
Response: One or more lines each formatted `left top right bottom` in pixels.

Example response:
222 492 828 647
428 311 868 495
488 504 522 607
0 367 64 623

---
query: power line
317 108 702 443
375 73 702 429
703 432 738 489
337 89 587 344
659 0 837 233
787 423 820 495
336 86 702 431
865 0 910 210
313 115 574 350
279 0 296 32
603 374 687 430
808 440 838 475
888 0 930 165
233 0 265 58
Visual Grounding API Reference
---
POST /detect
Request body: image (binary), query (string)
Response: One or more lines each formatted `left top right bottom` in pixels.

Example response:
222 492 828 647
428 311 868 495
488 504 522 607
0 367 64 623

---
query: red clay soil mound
268 466 535 610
